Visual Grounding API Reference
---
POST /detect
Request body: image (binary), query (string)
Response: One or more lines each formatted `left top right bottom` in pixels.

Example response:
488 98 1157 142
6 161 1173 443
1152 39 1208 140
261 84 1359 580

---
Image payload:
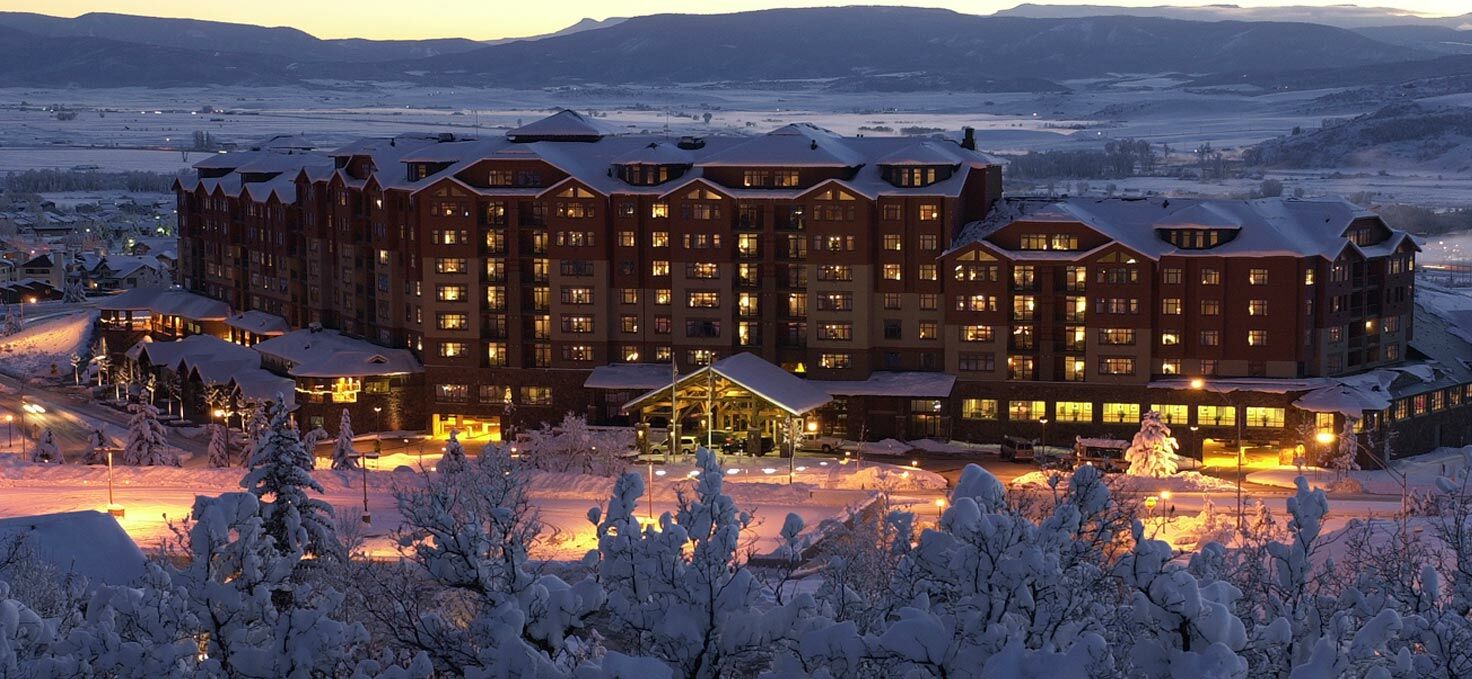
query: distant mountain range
996 3 1472 29
0 6 1464 90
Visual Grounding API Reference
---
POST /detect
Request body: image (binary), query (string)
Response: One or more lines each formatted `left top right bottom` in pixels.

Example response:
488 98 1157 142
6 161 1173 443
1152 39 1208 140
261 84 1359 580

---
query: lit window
961 399 998 420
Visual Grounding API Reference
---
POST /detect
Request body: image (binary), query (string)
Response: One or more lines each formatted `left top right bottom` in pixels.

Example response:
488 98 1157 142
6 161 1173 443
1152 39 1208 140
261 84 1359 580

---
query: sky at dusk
0 0 1467 40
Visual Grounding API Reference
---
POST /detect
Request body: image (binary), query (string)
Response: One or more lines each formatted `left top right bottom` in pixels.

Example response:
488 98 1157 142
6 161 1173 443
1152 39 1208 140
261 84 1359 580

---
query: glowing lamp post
373 406 383 433
934 498 947 518
1192 377 1245 532
1038 417 1050 456
105 447 124 518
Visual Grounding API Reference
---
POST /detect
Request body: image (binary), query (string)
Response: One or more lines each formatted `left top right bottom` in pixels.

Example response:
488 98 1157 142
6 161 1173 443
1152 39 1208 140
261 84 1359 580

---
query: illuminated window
1249 268 1268 285
883 264 902 281
436 284 467 302
439 341 468 358
437 313 468 331
687 291 720 308
962 325 993 342
1055 401 1093 423
1200 299 1220 316
1162 298 1182 315
1245 407 1285 428
1248 300 1268 316
918 204 940 221
1101 403 1140 423
486 342 507 366
1009 400 1045 421
819 353 851 369
1197 405 1236 426
521 386 552 405
435 258 467 274
1099 357 1135 375
1248 330 1268 346
1152 404 1189 424
883 234 903 251
962 399 998 420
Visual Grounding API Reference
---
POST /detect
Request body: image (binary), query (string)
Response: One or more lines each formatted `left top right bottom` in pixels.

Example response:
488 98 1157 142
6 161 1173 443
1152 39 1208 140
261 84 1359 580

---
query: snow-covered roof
699 123 866 168
584 363 675 390
506 109 611 141
812 371 957 398
253 327 421 378
193 111 999 207
96 287 229 321
623 352 831 416
225 310 291 337
953 196 1416 261
131 335 296 407
0 511 145 587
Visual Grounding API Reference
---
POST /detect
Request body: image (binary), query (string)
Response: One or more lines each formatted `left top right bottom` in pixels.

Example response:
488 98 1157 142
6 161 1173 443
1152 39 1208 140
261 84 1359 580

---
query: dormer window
617 164 682 186
742 170 800 188
884 165 954 188
1160 228 1237 249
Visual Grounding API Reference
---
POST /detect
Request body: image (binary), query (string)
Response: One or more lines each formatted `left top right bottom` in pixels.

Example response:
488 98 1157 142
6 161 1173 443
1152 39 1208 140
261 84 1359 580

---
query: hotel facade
170 110 1470 462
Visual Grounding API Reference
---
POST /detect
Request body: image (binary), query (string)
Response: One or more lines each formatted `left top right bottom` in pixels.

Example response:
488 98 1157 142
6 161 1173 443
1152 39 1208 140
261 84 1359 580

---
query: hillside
0 11 483 62
1244 102 1472 173
0 6 1436 89
997 3 1472 30
400 7 1425 87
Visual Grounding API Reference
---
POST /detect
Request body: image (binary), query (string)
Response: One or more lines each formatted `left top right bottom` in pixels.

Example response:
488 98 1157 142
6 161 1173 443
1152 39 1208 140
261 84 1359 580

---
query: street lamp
105 447 123 518
373 406 383 433
1188 425 1200 460
1191 377 1245 532
1039 417 1049 456
934 498 947 518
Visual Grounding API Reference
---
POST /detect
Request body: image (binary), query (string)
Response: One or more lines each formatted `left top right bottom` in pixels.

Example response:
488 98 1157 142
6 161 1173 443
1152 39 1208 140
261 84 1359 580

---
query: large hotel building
166 109 1472 461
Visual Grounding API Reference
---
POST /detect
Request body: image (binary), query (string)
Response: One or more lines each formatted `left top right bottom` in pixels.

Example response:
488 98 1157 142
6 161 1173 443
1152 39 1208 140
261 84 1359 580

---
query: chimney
961 127 976 151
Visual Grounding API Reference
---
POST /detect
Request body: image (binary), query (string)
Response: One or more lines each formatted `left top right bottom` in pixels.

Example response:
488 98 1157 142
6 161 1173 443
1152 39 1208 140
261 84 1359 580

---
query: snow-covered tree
439 429 468 474
518 413 631 475
30 428 59 463
1126 410 1181 478
369 437 601 675
592 447 811 678
301 423 329 466
79 429 107 465
1325 417 1362 476
122 402 177 466
207 423 231 468
168 492 365 677
91 337 109 388
1 305 21 336
331 408 358 471
242 394 338 571
67 353 81 385
60 278 85 304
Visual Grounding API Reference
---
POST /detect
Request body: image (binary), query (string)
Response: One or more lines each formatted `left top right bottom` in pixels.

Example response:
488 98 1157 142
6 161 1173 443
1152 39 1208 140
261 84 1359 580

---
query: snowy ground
0 310 96 381
1248 445 1472 495
1012 469 1239 493
0 454 942 561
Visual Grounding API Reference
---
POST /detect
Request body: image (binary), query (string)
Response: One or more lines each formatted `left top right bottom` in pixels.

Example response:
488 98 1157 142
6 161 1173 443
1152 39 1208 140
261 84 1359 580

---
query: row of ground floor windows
956 399 1290 429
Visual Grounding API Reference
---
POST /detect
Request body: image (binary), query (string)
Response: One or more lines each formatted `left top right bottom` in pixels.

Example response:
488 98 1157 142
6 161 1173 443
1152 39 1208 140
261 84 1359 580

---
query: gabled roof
97 287 229 321
953 196 1411 261
225 310 291 337
699 123 864 168
875 140 966 166
623 352 831 416
613 142 694 166
506 109 610 142
253 327 421 378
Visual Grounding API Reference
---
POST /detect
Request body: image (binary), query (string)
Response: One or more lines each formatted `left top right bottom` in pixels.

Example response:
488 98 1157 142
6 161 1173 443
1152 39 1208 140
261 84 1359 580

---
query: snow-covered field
0 454 939 560
0 310 95 380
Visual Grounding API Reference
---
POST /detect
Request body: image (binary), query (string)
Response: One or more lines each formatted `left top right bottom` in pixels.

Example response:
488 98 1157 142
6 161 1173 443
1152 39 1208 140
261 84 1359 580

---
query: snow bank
0 309 96 379
0 510 145 586
1249 445 1472 495
1012 469 1238 493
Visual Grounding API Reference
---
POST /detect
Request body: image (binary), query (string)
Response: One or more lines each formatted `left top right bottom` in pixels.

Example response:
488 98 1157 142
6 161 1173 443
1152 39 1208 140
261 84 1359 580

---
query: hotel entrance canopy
621 353 832 423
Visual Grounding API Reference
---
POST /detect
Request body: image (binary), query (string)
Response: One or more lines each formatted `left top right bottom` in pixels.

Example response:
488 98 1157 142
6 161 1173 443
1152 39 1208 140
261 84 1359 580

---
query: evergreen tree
1 305 21 336
439 429 468 474
1125 410 1180 478
331 408 358 471
31 428 59 463
123 402 177 466
301 424 329 470
241 394 338 568
80 429 107 464
207 423 231 468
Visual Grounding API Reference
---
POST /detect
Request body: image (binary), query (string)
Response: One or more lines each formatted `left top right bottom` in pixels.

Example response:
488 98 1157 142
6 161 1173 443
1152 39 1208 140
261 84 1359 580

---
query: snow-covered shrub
79 429 108 465
591 448 813 678
439 429 468 475
122 402 177 466
370 439 602 674
1126 410 1181 478
31 428 60 463
519 414 631 476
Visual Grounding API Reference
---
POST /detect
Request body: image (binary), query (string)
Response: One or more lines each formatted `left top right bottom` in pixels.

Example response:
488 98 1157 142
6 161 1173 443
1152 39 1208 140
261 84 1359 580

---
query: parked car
799 435 852 454
1074 436 1130 473
651 435 699 457
720 435 776 457
1000 435 1036 462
